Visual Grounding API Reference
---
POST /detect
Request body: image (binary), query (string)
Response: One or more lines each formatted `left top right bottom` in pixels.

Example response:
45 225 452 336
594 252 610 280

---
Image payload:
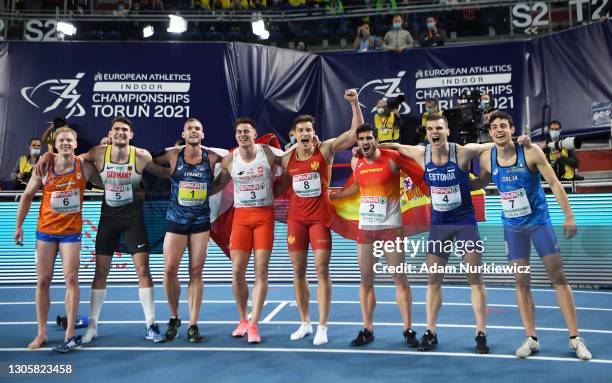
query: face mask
549 130 561 140
480 100 490 109
393 22 402 29
426 107 434 113
377 107 386 115
30 148 41 156
426 22 436 29
290 136 297 144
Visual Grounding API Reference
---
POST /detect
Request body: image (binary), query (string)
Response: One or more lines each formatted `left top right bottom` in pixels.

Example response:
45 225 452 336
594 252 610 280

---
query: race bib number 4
238 183 267 207
430 185 462 212
50 189 80 214
359 196 387 224
500 188 532 218
178 181 208 206
292 172 321 198
105 184 133 207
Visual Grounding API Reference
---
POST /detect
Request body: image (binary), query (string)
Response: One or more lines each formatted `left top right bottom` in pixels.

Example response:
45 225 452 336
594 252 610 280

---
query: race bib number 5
430 185 462 212
238 183 267 206
178 181 207 206
292 172 321 198
500 188 532 218
359 196 387 224
105 184 133 207
50 189 80 214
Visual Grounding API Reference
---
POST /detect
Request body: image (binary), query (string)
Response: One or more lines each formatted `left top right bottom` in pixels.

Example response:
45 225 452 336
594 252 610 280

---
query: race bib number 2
50 189 80 214
178 181 208 206
292 172 321 198
500 188 532 218
105 184 133 207
359 196 387 224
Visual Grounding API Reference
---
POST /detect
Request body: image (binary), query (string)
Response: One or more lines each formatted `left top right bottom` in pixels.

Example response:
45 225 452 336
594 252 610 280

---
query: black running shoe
350 329 374 347
188 325 204 343
165 317 181 340
475 331 490 354
404 328 419 348
419 329 438 351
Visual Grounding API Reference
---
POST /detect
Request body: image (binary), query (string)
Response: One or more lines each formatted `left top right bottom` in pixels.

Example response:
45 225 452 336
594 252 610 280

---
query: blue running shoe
52 335 82 353
145 324 165 343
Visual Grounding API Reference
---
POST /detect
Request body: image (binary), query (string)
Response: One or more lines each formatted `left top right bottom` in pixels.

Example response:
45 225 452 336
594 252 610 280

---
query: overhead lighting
57 21 77 36
143 25 154 38
167 15 187 33
251 19 265 36
259 30 270 40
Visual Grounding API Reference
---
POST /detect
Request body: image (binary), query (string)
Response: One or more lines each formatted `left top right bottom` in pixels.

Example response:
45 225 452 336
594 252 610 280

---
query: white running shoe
313 325 328 346
516 337 540 358
569 337 592 360
290 322 313 341
82 325 98 344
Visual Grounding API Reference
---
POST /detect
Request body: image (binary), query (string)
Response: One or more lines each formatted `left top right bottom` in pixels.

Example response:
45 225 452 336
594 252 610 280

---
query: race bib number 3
292 172 321 198
238 183 267 207
359 196 387 224
50 189 80 214
105 184 133 207
500 188 532 218
178 181 208 206
430 185 462 212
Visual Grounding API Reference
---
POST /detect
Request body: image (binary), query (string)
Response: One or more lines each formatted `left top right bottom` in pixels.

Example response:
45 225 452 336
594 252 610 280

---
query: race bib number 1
50 189 80 214
292 172 321 198
178 181 208 206
430 185 462 212
105 184 133 207
359 196 387 224
500 188 532 218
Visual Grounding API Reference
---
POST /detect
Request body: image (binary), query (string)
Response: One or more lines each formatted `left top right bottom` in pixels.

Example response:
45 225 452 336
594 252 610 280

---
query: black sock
570 335 578 340
530 336 538 341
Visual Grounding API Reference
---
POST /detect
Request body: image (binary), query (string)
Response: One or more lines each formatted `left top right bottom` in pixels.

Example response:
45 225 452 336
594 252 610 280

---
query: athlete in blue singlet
153 118 223 343
473 110 591 360
380 114 500 353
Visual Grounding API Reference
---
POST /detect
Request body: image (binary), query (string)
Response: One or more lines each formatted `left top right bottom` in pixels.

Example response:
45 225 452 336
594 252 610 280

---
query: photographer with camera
374 96 404 144
538 121 583 181
353 23 380 52
11 138 42 190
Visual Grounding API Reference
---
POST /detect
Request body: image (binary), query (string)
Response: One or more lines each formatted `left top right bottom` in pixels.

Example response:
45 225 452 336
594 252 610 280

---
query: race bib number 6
292 172 321 198
359 196 387 224
178 181 207 206
104 184 133 207
50 189 80 214
500 188 532 218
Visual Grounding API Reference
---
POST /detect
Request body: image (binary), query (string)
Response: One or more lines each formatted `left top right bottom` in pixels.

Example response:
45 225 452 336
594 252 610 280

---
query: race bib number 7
50 189 80 214
500 188 532 218
105 184 133 207
178 181 208 206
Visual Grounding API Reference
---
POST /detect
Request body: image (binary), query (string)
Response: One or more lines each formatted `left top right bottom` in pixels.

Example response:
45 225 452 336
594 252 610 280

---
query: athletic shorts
95 214 150 256
504 222 560 260
166 221 210 236
357 227 403 245
427 223 481 258
36 231 82 243
230 207 274 252
287 219 331 252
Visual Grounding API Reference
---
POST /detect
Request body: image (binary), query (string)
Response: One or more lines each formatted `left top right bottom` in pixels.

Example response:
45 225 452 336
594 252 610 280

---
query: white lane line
1 320 611 334
0 346 610 364
262 301 289 323
2 300 611 312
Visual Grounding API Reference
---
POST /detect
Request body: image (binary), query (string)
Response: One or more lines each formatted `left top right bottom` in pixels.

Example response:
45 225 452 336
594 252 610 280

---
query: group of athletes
13 89 591 360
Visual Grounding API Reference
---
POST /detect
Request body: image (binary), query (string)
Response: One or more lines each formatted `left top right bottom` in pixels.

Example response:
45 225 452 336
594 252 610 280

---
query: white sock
290 322 313 341
313 325 328 346
138 287 156 328
88 289 106 328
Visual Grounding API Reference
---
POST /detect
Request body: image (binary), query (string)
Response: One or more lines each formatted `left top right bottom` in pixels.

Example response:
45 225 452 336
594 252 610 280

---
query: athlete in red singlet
278 90 363 345
330 123 419 347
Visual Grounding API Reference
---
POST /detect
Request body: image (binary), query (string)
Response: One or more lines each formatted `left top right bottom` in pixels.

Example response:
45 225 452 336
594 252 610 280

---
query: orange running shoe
247 324 261 344
232 320 249 337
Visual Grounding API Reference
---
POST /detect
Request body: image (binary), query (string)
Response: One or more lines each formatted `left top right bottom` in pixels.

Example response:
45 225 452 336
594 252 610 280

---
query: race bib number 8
178 181 208 206
238 183 267 207
50 189 80 214
500 188 532 218
359 196 387 224
292 172 321 198
430 185 462 212
105 184 133 207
